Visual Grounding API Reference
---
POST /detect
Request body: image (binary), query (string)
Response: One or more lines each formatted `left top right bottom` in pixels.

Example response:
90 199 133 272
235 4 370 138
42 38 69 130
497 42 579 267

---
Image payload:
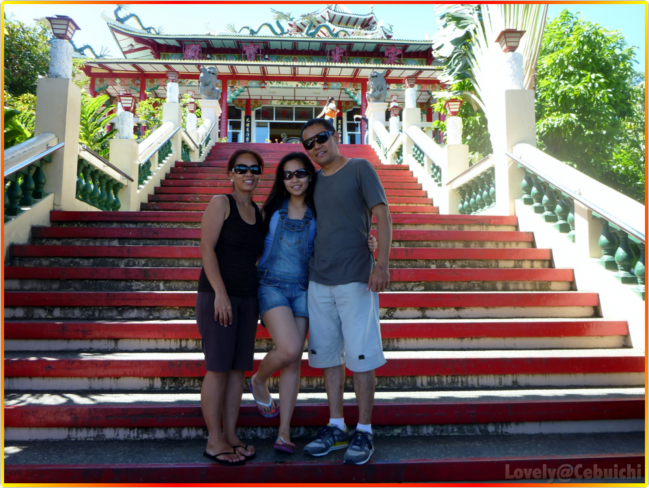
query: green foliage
535 10 641 199
78 93 117 157
4 17 51 97
4 108 34 149
135 98 163 138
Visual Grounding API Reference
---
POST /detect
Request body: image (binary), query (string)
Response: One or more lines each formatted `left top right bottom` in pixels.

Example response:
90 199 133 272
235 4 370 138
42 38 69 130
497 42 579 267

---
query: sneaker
303 424 350 457
343 430 375 465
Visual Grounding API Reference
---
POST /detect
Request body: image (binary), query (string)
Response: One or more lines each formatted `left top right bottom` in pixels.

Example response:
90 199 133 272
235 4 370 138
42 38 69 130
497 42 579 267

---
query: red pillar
336 100 343 141
244 99 252 143
360 81 367 145
88 77 96 97
139 77 147 101
426 106 433 123
220 85 228 141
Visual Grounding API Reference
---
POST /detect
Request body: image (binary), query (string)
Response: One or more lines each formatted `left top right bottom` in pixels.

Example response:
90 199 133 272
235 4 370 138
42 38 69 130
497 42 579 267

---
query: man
300 118 392 465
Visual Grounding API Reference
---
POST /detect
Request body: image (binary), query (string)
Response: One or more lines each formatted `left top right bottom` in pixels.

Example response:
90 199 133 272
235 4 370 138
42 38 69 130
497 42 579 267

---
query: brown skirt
196 292 258 373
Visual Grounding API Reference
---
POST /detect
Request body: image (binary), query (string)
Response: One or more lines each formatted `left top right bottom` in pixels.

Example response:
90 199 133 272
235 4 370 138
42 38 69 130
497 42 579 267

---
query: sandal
247 378 279 418
203 450 246 466
233 444 256 460
273 437 295 454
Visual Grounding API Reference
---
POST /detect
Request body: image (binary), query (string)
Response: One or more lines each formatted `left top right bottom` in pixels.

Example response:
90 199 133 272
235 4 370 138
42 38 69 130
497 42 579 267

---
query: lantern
322 81 329 91
495 29 526 53
404 77 417 88
389 95 402 118
444 99 464 116
166 70 179 82
46 15 80 41
260 81 267 89
118 91 136 112
186 98 197 114
186 90 196 98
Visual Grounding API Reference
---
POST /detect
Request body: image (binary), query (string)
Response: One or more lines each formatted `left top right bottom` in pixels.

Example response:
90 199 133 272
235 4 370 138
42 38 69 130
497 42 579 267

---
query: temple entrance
254 105 317 143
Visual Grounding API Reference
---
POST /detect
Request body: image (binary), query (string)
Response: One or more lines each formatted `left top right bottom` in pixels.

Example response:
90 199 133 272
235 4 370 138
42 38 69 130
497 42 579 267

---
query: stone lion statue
366 70 388 103
199 67 221 100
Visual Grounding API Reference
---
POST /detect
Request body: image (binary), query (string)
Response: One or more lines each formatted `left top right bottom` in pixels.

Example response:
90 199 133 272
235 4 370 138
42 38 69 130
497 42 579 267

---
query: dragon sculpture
112 5 160 34
70 41 110 59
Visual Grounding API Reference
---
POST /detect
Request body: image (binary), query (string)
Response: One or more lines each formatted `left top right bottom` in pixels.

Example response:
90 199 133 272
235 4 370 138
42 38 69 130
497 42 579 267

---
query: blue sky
3 3 646 70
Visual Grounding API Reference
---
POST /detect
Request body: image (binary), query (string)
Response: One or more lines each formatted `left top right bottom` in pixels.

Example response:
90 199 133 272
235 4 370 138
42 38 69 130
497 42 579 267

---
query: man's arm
367 203 392 292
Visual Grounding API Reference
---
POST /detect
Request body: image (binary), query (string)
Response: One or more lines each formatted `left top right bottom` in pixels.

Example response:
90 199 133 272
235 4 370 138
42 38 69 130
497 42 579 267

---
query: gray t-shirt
309 158 388 285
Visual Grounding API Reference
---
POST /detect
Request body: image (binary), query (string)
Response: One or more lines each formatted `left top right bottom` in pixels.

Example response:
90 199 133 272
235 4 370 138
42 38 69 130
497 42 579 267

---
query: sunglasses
232 164 262 175
302 131 335 150
283 168 310 181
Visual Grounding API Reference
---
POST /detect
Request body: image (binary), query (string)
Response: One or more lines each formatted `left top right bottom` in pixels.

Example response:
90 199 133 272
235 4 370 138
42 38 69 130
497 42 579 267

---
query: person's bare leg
222 369 253 458
251 307 304 416
276 316 308 443
323 364 345 420
201 371 243 463
353 370 376 425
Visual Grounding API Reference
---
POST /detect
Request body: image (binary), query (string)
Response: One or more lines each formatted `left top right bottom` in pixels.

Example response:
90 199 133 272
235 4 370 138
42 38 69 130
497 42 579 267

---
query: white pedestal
366 102 388 146
199 99 223 141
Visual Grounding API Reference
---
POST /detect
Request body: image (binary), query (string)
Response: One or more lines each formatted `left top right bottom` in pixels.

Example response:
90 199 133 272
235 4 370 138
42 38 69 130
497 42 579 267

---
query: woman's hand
214 290 233 326
368 234 378 253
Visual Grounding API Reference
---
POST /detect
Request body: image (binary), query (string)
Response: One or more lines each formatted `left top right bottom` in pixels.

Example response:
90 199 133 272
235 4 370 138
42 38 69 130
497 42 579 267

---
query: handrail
372 120 390 149
446 155 493 187
404 126 445 165
200 122 215 145
4 142 65 179
79 145 134 182
139 126 180 164
138 122 175 159
386 132 403 154
181 130 198 151
507 149 644 243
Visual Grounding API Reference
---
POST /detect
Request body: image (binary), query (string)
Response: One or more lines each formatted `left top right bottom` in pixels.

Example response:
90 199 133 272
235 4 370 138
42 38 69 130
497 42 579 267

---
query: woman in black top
196 149 265 465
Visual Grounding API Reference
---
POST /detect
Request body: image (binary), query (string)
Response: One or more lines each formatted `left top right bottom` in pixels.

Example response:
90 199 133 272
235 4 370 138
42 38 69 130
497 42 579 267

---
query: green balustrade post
530 175 545 214
554 195 571 233
19 166 36 207
633 243 645 300
482 173 493 207
5 179 23 216
613 231 637 284
81 164 93 203
89 169 102 207
76 161 86 200
566 200 575 242
598 220 619 270
541 184 558 223
488 168 496 206
32 164 47 199
112 183 123 211
521 169 534 205
457 188 466 215
97 174 108 210
105 179 116 211
468 182 479 214
474 178 485 211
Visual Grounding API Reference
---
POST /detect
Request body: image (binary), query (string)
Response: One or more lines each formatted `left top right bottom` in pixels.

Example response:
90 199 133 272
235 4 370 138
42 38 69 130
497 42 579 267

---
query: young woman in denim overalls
247 152 376 453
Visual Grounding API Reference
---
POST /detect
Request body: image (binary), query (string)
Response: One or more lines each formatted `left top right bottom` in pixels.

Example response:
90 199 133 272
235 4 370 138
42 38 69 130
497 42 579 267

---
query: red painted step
49 212 515 225
145 195 435 206
182 161 408 170
4 267 575 283
33 227 533 243
160 179 423 190
154 186 429 197
170 167 410 178
166 172 418 182
5 398 641 428
4 454 644 484
4 291 600 309
4 320 629 341
10 245 551 261
140 202 439 213
4 353 641 378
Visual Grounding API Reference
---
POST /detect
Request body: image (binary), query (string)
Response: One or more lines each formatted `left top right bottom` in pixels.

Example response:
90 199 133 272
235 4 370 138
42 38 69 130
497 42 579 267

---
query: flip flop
203 450 246 466
273 437 295 454
233 444 257 460
247 378 279 418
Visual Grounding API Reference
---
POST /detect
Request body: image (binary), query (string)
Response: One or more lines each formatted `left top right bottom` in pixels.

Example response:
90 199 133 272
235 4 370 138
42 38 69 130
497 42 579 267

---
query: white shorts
307 281 386 373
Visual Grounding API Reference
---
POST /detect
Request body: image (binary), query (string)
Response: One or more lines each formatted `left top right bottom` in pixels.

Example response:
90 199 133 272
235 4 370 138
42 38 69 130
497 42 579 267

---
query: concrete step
5 349 643 391
148 193 435 206
4 433 645 483
4 267 575 292
166 172 419 182
155 186 429 197
170 167 406 178
4 291 600 320
50 212 513 230
160 179 424 190
4 391 643 440
30 227 534 249
9 246 554 269
142 201 439 211
4 319 629 351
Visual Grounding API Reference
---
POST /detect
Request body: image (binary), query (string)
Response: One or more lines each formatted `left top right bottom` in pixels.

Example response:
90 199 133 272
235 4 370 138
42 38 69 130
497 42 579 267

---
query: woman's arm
316 106 327 118
200 195 232 325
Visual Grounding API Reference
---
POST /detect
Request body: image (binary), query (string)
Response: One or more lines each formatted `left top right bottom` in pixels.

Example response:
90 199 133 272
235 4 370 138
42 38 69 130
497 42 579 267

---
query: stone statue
366 70 388 103
199 67 221 100
117 111 134 140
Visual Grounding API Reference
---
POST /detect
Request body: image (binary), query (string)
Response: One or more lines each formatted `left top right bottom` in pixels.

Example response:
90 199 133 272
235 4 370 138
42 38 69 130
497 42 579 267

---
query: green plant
78 93 117 157
135 98 163 138
4 108 34 149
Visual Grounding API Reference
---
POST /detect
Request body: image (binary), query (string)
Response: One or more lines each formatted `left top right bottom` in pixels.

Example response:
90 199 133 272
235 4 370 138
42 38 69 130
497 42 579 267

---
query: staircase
4 143 644 483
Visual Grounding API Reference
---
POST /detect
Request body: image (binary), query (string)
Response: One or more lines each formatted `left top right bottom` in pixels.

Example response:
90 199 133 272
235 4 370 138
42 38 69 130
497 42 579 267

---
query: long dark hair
262 152 318 234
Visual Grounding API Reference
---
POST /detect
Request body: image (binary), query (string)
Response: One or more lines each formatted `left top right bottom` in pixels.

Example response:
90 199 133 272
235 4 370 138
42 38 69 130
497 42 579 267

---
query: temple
81 5 443 143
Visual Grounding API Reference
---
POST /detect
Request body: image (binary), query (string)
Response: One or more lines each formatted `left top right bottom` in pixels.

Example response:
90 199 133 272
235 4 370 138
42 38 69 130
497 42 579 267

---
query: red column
244 99 252 143
336 100 343 141
360 81 367 145
88 77 96 97
139 77 147 101
220 84 228 141
426 106 433 123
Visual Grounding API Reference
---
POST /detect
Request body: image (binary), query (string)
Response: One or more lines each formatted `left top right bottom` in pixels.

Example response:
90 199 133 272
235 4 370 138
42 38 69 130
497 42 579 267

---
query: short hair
227 149 265 174
301 118 336 140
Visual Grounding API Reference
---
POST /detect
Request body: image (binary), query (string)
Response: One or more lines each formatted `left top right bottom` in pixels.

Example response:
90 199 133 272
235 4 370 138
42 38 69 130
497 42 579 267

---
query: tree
535 10 638 191
78 93 117 157
4 17 52 97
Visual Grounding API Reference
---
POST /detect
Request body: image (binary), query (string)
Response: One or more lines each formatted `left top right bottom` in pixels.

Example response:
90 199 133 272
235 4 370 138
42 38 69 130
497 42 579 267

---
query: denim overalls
257 200 314 319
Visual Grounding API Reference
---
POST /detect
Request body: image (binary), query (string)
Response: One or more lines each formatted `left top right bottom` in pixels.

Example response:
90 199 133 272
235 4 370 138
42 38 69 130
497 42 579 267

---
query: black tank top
197 194 265 297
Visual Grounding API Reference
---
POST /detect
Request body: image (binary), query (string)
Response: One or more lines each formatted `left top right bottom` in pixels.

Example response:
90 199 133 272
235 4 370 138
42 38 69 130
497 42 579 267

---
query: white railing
371 120 392 164
4 133 61 177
